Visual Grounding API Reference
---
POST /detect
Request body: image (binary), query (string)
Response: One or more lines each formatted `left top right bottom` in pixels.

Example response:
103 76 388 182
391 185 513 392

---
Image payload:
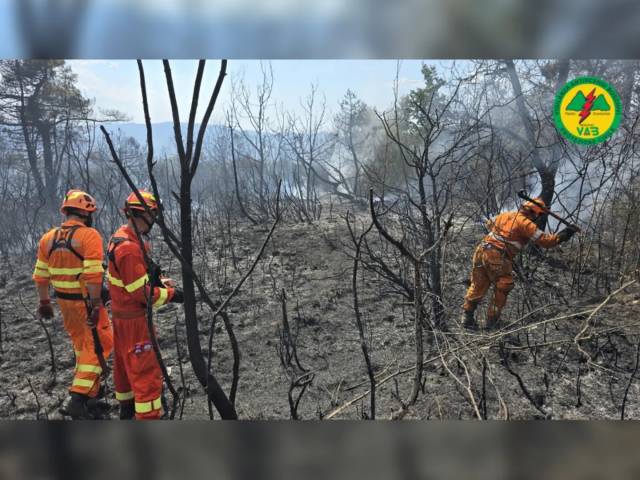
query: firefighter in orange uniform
107 190 183 420
33 189 113 419
461 197 578 330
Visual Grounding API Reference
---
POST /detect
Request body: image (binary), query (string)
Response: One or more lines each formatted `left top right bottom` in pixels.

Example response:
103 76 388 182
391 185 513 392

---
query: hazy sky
67 60 442 126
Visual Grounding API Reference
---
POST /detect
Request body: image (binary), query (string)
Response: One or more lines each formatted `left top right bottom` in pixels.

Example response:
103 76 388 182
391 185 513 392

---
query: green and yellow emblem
553 76 622 144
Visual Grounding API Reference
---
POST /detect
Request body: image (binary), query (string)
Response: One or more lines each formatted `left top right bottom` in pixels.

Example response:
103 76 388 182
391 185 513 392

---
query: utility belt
54 290 85 301
480 242 516 263
55 287 111 304
481 242 505 252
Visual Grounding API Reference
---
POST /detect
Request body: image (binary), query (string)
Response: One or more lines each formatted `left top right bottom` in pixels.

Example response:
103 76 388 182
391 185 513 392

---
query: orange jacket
107 225 174 317
32 219 105 295
484 211 560 258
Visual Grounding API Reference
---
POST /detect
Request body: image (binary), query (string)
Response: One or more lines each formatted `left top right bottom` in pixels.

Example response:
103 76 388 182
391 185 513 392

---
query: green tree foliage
401 64 446 137
366 65 448 190
0 60 92 207
333 89 374 198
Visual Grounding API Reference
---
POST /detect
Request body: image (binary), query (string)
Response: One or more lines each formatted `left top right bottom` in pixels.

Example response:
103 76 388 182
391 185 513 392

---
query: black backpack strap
107 236 130 276
65 225 84 262
47 225 84 262
47 228 61 258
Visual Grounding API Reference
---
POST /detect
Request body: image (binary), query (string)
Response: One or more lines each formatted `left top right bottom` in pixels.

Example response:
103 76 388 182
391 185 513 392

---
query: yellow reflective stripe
83 265 104 274
116 391 135 401
36 259 49 269
488 231 524 250
135 396 162 414
51 279 82 289
48 266 84 275
153 288 169 308
107 272 125 287
83 259 103 267
75 351 81 357
72 378 95 388
33 267 51 278
125 274 149 293
77 364 102 374
108 272 149 292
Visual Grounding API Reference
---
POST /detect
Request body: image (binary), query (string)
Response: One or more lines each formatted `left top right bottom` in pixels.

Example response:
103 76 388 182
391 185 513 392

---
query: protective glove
557 225 578 243
87 303 104 328
38 299 54 319
170 288 184 304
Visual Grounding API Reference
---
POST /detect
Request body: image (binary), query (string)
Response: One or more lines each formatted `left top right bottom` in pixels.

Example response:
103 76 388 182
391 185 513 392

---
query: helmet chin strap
127 208 155 234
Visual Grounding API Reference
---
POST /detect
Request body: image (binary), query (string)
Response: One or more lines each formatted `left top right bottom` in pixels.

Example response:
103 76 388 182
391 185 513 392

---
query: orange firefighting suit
32 220 113 398
463 211 561 319
107 225 175 419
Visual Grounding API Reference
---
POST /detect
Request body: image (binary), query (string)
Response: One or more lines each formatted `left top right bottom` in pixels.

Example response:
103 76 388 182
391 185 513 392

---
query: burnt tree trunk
163 59 237 419
504 59 568 229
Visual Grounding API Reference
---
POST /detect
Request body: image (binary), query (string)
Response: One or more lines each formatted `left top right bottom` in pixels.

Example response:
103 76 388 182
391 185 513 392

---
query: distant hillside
101 122 226 155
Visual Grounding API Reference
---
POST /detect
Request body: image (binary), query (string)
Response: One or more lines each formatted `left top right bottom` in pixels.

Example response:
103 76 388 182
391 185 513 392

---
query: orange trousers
463 244 515 319
112 314 163 420
58 299 113 398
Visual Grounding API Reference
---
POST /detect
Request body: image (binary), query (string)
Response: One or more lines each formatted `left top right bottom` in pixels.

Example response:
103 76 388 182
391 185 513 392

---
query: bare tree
501 59 569 226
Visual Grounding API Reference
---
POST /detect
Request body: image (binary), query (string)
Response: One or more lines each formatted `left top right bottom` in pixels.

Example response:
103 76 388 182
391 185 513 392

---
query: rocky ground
1 201 639 420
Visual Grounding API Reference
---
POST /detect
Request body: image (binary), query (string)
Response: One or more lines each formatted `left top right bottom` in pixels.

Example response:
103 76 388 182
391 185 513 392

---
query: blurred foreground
1 0 640 57
1 422 638 479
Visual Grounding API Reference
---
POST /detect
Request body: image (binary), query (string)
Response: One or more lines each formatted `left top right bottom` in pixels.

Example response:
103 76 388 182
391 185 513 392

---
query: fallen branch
500 344 549 418
620 338 640 420
574 279 637 363
325 302 634 419
27 378 46 420
17 293 56 383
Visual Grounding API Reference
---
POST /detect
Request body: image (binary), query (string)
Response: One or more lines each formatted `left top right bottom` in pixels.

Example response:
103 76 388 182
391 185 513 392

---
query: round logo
553 76 622 144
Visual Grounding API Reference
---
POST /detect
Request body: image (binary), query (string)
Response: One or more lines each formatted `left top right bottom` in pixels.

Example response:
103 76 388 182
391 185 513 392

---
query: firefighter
33 189 113 419
107 190 183 420
461 197 578 330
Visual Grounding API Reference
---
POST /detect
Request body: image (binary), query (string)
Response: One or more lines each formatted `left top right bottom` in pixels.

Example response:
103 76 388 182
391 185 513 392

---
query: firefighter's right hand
38 300 54 319
87 305 103 328
557 226 578 243
170 289 184 304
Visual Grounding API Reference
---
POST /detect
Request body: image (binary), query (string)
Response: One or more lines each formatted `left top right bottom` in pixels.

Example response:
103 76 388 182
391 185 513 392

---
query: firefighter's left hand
38 300 54 320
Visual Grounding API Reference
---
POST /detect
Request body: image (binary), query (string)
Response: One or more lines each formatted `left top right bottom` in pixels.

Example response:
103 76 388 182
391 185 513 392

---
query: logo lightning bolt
579 88 596 124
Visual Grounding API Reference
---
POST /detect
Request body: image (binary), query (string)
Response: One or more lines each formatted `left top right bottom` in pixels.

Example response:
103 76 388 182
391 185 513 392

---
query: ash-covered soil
1 202 640 420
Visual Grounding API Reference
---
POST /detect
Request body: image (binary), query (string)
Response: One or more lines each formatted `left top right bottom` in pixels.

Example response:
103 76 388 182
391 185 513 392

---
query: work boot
119 401 135 420
60 393 92 420
86 397 112 419
460 309 477 330
484 314 500 332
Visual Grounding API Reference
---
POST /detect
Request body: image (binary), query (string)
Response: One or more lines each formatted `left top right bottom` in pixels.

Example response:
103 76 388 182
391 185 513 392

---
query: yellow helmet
60 189 97 214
